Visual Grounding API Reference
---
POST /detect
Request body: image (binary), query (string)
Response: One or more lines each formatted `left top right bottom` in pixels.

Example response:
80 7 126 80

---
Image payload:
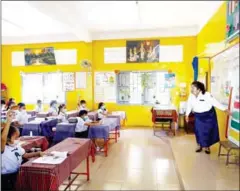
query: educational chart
211 43 239 146
94 72 116 103
62 72 75 91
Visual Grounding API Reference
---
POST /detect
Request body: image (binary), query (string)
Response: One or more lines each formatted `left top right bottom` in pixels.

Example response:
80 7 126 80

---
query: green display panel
226 1 239 41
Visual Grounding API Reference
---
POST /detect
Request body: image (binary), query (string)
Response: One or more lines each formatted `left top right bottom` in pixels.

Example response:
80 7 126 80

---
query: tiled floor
59 129 239 190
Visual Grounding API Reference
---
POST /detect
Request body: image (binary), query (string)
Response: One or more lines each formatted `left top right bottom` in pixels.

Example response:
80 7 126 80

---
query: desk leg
91 142 96 163
86 156 90 181
104 139 108 157
115 127 118 143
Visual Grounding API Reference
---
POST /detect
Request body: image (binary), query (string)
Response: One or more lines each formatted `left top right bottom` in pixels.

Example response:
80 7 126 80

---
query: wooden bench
218 140 239 166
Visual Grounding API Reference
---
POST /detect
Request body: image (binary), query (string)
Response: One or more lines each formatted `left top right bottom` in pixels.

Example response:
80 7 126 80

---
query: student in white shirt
58 104 68 122
35 100 43 112
48 100 58 116
185 81 230 154
1 110 43 191
15 103 30 127
75 110 99 138
78 100 89 112
97 102 108 120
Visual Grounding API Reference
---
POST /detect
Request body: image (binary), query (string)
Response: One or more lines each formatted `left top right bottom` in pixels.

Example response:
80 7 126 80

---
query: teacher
185 81 229 154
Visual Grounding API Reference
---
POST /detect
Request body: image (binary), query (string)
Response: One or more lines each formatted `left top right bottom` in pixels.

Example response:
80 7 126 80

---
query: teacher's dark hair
191 81 206 94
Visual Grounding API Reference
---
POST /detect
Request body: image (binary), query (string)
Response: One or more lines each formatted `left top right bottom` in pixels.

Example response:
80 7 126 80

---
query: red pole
225 87 233 138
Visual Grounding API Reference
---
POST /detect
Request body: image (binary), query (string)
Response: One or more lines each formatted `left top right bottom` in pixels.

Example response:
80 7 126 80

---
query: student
1 100 6 111
35 100 43 112
97 102 108 120
78 100 89 111
48 100 58 116
185 81 230 154
6 100 16 111
1 110 43 191
58 104 68 122
15 103 30 126
75 110 99 138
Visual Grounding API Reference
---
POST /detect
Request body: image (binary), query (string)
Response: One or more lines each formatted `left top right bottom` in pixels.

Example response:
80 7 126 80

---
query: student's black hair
6 101 15 110
7 123 19 142
50 100 57 107
37 100 42 104
1 100 6 105
191 81 206 94
80 100 86 104
9 98 15 103
18 102 25 108
79 110 88 117
98 102 104 109
58 104 66 115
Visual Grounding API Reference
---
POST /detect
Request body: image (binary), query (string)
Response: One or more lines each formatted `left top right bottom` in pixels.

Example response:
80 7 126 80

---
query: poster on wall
24 47 56 66
95 72 116 103
164 73 175 88
226 1 239 41
126 40 159 63
63 72 75 91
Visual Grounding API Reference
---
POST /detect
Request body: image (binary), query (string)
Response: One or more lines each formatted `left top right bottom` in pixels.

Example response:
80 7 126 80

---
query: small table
66 110 79 118
88 111 98 121
18 138 91 191
218 140 240 166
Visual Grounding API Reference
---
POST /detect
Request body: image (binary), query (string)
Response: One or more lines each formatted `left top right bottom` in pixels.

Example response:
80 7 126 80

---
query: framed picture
24 47 56 66
126 40 159 63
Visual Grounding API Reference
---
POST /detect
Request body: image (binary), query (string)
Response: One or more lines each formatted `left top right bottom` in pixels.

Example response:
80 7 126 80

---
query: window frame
21 72 66 104
116 70 169 106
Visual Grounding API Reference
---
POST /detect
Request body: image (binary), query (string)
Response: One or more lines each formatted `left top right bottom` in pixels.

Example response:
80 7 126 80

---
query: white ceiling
2 1 224 44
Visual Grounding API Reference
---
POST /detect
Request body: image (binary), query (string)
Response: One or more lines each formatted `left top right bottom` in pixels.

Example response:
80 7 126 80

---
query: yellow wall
197 2 239 141
92 37 197 126
1 42 93 111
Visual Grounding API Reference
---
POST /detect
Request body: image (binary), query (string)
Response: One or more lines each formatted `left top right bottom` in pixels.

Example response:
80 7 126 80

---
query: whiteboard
159 45 183 62
211 43 239 146
94 72 116 103
75 72 87 89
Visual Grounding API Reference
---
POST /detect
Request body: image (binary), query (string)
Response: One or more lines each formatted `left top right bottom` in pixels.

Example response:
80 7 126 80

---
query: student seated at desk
15 103 30 127
58 104 68 122
78 100 89 112
35 100 43 112
1 110 44 191
97 102 108 120
6 99 16 111
75 110 99 138
48 100 58 116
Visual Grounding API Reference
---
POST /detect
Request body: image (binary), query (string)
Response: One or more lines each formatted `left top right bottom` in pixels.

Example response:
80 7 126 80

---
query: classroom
1 1 239 191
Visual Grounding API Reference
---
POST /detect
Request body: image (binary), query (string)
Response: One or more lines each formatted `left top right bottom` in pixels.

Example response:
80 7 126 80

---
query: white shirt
79 105 89 112
1 144 25 174
186 92 227 116
58 111 68 122
97 109 107 119
35 105 43 112
75 117 92 133
16 110 30 125
48 107 58 116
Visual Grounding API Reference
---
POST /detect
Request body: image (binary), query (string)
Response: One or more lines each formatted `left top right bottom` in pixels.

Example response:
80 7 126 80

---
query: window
117 71 170 105
22 72 65 104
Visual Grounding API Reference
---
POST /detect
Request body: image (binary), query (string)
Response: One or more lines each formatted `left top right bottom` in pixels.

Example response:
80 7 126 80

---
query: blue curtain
192 56 198 81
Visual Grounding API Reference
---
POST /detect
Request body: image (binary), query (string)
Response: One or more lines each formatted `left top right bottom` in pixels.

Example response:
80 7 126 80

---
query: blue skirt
194 107 220 147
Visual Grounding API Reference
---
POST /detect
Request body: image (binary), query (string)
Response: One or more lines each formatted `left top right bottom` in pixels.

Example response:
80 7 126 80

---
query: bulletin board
94 72 116 103
211 43 239 146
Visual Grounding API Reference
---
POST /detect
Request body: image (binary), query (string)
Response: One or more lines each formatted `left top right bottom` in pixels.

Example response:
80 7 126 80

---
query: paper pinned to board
32 151 68 164
75 72 87 89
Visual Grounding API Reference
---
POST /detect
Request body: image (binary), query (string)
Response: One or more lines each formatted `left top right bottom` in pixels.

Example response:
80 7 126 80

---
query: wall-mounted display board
94 72 116 103
226 1 239 41
62 72 75 92
211 43 239 146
